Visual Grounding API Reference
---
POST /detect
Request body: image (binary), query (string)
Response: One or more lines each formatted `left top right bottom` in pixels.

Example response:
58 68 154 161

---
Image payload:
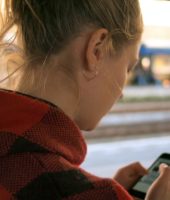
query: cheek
108 66 125 91
119 69 128 88
112 64 127 90
102 70 123 105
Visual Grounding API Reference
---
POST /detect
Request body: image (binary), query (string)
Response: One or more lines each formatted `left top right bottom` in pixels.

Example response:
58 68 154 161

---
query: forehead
114 38 141 56
110 39 141 67
124 41 141 61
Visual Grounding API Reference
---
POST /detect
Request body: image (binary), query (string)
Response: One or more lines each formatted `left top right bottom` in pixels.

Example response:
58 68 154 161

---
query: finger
159 165 170 182
159 163 168 174
131 162 148 176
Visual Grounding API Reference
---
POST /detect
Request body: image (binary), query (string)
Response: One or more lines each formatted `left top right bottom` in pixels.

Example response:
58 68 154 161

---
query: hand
114 162 147 190
145 164 170 200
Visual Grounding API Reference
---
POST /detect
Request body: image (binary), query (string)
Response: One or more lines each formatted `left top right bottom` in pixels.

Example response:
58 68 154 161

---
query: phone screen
129 153 170 199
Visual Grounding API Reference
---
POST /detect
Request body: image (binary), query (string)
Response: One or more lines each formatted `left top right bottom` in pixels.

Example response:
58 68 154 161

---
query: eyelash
127 66 133 73
128 61 139 73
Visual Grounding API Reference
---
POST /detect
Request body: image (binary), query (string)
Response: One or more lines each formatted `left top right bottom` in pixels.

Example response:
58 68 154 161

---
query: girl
0 0 170 199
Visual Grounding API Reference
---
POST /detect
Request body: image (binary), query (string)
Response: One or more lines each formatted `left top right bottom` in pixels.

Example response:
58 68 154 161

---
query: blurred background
0 0 170 178
82 0 170 177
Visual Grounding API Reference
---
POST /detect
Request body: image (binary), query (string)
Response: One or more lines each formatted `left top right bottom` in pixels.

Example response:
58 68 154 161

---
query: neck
17 68 79 122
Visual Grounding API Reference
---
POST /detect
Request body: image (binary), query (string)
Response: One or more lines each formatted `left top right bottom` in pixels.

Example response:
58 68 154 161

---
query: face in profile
76 40 141 131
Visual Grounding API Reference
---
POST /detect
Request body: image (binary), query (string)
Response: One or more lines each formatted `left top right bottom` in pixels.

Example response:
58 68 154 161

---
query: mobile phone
129 153 170 199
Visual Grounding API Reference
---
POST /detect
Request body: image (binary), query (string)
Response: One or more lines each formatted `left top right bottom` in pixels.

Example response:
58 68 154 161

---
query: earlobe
82 68 99 81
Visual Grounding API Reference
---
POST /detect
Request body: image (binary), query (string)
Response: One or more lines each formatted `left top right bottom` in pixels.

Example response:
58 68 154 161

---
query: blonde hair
0 0 143 91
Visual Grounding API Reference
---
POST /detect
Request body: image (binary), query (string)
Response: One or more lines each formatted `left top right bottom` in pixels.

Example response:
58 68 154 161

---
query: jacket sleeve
62 168 133 200
0 156 133 200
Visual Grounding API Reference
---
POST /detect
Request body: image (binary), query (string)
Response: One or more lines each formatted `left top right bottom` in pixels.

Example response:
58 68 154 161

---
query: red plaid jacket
0 89 133 200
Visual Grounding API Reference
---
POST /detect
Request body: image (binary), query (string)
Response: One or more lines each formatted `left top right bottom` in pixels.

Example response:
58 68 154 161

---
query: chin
80 125 96 131
83 127 95 131
75 115 103 131
81 120 100 132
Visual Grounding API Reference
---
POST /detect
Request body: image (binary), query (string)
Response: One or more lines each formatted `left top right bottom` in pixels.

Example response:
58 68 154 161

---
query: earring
82 69 99 81
95 71 99 76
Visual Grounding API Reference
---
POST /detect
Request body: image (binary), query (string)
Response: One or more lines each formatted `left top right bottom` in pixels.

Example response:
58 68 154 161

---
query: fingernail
160 163 168 168
160 163 168 173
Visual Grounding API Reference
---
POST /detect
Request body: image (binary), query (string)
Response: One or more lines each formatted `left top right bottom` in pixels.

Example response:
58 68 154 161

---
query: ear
84 28 109 74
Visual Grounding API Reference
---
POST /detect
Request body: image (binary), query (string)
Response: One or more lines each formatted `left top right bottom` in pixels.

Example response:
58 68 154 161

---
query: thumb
159 163 168 174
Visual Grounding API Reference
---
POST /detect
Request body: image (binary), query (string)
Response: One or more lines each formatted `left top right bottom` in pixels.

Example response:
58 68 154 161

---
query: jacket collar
0 89 87 165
